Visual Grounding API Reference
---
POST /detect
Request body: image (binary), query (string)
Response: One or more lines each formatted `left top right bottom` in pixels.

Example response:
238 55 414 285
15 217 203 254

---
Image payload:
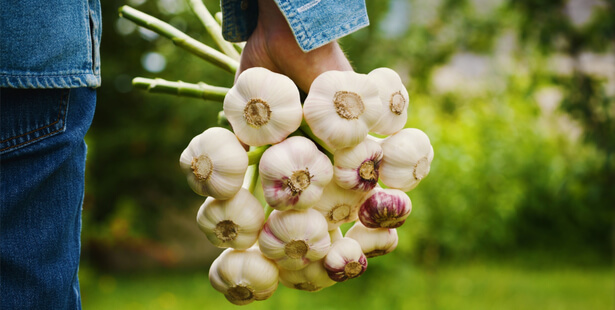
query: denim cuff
221 0 369 52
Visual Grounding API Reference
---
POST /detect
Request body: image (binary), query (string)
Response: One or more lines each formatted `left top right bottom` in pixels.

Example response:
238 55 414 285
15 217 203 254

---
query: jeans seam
0 89 70 152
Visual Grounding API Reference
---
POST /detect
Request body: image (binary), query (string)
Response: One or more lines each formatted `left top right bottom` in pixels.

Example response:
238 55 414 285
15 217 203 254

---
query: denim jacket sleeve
221 0 369 52
0 0 102 88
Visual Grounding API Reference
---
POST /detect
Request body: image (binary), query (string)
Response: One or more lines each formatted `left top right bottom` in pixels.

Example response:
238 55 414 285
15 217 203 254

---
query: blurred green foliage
85 0 614 271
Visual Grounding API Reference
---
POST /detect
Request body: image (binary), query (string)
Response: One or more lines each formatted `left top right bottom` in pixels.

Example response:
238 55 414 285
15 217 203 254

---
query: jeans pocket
0 88 70 154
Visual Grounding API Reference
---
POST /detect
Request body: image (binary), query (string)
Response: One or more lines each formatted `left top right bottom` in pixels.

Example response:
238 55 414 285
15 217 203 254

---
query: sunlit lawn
80 258 613 310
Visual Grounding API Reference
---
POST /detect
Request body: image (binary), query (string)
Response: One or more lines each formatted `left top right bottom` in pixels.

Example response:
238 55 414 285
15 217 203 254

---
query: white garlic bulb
333 139 383 192
379 128 434 192
209 247 279 305
367 67 410 135
303 70 383 150
223 67 303 147
278 260 336 292
345 221 398 258
179 127 248 199
258 209 331 270
313 181 365 231
259 136 333 211
323 237 368 282
196 188 265 250
358 187 412 229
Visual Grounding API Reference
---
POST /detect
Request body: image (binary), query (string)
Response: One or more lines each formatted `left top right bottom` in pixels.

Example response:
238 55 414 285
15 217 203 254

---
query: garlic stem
299 120 334 160
132 77 229 101
247 145 269 166
188 0 240 60
119 6 238 73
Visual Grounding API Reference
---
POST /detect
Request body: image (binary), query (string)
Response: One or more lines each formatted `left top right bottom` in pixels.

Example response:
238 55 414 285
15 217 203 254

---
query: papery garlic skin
368 67 410 135
258 209 331 270
313 182 365 231
196 188 265 250
303 70 383 150
345 221 398 258
259 136 333 211
223 67 303 146
358 188 412 229
209 247 279 305
323 237 368 282
179 127 248 199
333 139 383 192
380 128 434 192
279 260 336 292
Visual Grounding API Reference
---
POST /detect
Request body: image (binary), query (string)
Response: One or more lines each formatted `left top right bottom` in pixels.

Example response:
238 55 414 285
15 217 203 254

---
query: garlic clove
196 188 265 250
223 67 303 147
209 247 279 305
259 136 333 211
278 260 336 292
258 209 331 270
333 139 383 192
303 70 383 150
358 187 412 229
345 221 398 258
367 67 410 135
179 127 248 199
329 227 343 243
379 128 434 192
313 181 365 231
323 237 368 282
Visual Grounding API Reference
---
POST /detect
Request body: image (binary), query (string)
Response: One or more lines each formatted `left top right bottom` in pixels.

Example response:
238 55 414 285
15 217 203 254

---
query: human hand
237 0 353 93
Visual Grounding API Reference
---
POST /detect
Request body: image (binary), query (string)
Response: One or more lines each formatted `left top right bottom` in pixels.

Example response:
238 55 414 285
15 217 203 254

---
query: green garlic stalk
132 77 229 102
118 5 238 73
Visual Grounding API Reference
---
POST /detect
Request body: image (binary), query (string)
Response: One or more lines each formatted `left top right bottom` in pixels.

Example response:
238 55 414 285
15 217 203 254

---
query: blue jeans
0 87 96 309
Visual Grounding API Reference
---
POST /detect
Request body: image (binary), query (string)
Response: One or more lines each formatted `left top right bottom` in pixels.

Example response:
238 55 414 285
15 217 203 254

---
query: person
0 0 366 308
221 0 370 92
0 0 101 309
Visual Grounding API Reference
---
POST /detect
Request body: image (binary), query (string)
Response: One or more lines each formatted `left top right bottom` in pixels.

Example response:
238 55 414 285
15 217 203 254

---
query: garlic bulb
279 260 336 292
323 237 368 282
379 128 434 192
259 136 333 211
367 68 410 135
258 209 331 270
196 188 265 250
358 188 412 229
333 139 383 192
303 70 383 150
179 127 248 199
223 67 303 146
313 182 365 231
345 221 398 258
209 247 279 305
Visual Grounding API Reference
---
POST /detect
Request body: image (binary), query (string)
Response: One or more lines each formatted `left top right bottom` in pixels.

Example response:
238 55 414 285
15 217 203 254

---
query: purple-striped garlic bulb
345 221 399 258
303 70 383 150
358 187 412 229
367 67 410 135
179 127 248 200
313 182 365 231
259 136 333 211
209 247 279 305
223 67 303 146
196 188 265 250
279 260 336 292
333 139 383 192
323 237 368 282
380 128 434 192
258 209 331 270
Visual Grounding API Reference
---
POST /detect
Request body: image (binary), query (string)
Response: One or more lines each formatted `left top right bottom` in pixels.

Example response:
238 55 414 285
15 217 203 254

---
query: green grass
80 260 614 310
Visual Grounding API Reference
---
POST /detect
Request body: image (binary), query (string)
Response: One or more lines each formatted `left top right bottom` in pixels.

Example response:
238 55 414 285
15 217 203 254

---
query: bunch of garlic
178 66 434 305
